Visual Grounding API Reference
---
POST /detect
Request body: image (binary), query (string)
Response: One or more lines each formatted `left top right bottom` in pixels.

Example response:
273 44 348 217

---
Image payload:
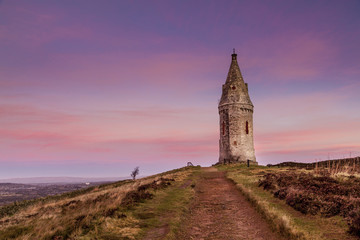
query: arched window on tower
222 122 225 136
246 121 249 134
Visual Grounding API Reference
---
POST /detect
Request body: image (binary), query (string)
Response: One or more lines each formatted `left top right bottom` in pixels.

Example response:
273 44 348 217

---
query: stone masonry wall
218 53 256 164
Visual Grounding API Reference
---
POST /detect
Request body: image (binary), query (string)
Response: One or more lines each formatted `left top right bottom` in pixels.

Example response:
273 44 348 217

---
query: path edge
224 172 308 240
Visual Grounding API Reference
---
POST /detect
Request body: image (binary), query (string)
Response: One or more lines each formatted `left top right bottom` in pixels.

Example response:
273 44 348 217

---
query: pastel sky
1 0 360 178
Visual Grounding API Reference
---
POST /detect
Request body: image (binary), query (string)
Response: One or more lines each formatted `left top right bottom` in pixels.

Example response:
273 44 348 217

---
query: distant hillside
0 176 128 184
0 182 112 207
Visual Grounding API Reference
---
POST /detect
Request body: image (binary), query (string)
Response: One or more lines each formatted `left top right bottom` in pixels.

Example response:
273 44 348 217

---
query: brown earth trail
175 167 284 240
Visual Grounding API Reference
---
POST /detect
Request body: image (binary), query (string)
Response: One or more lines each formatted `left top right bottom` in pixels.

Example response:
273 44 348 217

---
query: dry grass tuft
217 163 359 240
0 166 196 239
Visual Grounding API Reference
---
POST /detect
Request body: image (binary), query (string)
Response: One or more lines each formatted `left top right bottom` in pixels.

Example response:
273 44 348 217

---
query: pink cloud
242 32 337 81
0 129 69 145
0 131 218 164
0 99 218 163
254 117 360 164
103 109 181 118
257 144 360 164
255 85 360 132
256 120 360 148
46 51 221 92
93 134 218 161
253 83 360 164
0 104 79 125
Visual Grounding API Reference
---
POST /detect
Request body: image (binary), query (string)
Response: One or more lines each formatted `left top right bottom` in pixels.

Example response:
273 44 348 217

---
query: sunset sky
1 0 360 178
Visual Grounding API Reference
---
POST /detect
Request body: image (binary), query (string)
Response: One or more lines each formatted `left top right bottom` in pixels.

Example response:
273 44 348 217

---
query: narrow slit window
222 122 225 136
246 121 249 134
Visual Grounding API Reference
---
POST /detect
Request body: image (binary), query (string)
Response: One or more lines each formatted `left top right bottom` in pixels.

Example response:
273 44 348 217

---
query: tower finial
231 48 237 60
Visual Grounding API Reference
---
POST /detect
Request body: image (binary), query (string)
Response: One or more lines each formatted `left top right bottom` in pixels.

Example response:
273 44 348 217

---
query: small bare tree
131 166 139 181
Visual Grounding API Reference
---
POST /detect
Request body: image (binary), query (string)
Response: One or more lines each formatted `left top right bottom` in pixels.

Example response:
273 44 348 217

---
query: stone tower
218 51 256 164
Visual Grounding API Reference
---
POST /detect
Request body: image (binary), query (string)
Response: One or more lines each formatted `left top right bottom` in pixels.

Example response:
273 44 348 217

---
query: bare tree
131 167 139 181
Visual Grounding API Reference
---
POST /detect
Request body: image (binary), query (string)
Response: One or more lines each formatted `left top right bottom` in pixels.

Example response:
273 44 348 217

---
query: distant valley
0 176 127 184
0 176 128 206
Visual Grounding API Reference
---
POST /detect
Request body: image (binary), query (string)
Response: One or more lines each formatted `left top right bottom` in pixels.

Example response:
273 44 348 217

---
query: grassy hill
1 162 359 240
0 166 200 240
216 163 360 240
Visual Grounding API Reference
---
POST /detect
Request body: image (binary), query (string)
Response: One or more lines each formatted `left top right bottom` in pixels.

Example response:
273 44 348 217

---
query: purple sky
1 0 360 178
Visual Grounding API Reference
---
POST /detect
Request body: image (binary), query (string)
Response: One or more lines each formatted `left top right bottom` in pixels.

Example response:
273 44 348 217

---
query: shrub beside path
175 167 284 240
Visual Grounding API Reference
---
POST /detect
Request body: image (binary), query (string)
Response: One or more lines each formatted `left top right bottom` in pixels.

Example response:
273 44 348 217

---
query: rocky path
176 167 284 240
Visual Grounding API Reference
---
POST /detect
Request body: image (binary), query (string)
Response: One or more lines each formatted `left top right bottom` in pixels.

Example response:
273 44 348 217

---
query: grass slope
0 166 200 240
216 163 358 240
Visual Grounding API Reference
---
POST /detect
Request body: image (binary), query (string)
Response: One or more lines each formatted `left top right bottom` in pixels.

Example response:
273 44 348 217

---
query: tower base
218 157 257 165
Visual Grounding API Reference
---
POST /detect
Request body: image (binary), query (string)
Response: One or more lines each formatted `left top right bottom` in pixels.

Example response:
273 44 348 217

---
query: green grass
0 179 133 219
0 167 196 220
73 166 200 240
132 166 201 239
0 225 33 239
0 166 200 240
216 164 357 240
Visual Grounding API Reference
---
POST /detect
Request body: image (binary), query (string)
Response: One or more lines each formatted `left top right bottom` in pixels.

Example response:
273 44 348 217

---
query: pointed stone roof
225 53 245 84
219 51 253 108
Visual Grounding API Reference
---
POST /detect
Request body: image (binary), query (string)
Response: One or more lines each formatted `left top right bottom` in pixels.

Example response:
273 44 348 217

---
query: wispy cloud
243 32 337 82
0 104 79 125
0 1 359 176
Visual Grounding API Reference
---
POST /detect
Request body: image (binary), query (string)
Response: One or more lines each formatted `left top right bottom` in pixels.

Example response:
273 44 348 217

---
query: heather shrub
348 208 360 236
259 171 360 236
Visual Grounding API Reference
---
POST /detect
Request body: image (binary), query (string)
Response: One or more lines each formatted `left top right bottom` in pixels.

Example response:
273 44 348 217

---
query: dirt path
176 167 284 240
